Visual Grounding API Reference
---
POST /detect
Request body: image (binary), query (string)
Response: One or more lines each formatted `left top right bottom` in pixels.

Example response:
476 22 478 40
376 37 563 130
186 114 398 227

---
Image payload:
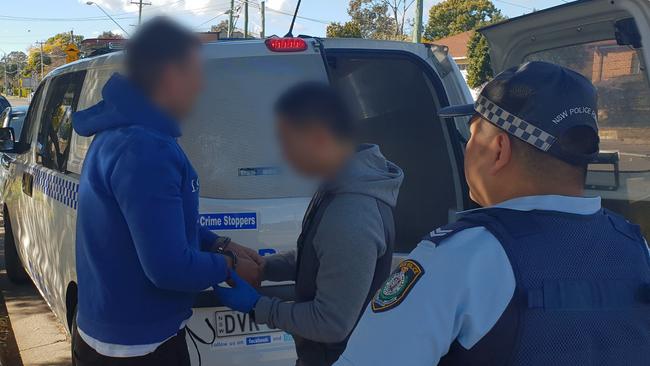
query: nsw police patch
371 259 424 313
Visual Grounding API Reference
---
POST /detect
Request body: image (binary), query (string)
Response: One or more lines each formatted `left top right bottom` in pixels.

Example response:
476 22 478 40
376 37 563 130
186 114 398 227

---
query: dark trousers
73 328 191 366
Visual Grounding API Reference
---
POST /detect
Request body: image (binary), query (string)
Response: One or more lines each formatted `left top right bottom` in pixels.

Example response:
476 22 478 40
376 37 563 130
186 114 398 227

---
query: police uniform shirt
335 195 615 366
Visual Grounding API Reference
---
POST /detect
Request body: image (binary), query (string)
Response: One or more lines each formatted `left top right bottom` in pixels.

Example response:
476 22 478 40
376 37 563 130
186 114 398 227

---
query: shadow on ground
0 216 71 366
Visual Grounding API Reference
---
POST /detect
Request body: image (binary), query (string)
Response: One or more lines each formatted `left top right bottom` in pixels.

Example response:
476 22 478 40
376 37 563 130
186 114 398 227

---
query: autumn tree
25 32 84 79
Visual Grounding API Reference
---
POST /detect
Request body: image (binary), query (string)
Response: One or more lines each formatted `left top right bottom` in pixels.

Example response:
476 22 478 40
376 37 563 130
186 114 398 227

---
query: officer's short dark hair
511 125 598 185
125 16 201 94
274 82 356 140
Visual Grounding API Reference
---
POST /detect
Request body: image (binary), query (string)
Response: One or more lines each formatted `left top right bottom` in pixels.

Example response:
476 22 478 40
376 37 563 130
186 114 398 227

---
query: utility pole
2 55 7 96
228 0 235 37
243 0 249 38
260 1 265 38
38 41 45 81
131 0 152 26
413 0 423 43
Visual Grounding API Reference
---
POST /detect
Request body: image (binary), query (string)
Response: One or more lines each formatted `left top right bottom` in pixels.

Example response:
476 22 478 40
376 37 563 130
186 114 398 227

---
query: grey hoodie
254 144 404 347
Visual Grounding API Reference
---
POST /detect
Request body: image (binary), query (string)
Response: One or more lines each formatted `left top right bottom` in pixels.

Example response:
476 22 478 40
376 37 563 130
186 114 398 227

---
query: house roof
428 30 474 59
196 32 220 43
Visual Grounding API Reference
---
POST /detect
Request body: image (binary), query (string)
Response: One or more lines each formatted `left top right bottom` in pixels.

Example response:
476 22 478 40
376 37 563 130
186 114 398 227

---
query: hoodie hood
326 144 404 208
72 73 181 138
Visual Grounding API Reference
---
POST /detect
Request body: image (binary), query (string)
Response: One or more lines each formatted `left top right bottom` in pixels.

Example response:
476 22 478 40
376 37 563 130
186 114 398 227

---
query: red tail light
265 38 308 52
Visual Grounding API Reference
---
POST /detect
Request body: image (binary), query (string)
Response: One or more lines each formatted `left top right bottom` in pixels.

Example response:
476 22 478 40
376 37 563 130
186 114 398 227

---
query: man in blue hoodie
72 18 261 366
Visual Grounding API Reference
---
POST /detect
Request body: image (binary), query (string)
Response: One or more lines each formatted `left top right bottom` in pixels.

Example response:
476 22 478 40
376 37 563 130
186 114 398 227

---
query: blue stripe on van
28 165 79 210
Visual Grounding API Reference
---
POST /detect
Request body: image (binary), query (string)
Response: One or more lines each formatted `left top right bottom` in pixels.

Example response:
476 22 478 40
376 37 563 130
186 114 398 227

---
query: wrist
221 250 238 272
212 236 232 252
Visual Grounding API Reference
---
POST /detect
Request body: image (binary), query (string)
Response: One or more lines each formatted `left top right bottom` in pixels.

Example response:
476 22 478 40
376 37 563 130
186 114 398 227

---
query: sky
0 0 572 55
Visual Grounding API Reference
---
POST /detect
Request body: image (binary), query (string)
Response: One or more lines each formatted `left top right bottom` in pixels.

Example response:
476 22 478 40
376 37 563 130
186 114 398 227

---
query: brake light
265 38 308 52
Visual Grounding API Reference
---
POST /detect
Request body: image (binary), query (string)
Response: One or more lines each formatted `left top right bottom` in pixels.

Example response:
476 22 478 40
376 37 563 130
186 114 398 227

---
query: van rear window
179 54 328 200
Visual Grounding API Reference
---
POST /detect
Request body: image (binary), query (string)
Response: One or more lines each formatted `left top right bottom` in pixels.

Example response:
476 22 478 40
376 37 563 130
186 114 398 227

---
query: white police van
1 0 650 364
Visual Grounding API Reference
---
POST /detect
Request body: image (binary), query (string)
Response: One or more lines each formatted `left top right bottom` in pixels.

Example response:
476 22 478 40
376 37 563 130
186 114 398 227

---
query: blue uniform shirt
335 195 615 366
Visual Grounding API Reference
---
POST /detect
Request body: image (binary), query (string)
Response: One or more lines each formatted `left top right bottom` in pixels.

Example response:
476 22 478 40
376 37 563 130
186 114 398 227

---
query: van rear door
181 40 329 366
481 0 650 237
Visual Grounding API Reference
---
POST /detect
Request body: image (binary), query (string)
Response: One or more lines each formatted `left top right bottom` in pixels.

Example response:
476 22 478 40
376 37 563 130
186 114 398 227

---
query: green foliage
424 0 504 40
466 31 492 88
327 22 363 38
98 31 124 39
326 0 410 40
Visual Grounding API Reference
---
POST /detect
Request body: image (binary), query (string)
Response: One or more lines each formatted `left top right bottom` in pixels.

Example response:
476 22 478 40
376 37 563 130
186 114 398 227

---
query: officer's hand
235 256 263 288
227 241 264 266
214 272 261 313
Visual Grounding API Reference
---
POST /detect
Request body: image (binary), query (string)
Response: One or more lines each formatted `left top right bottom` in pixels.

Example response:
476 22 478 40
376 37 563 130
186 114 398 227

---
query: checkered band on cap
474 96 557 152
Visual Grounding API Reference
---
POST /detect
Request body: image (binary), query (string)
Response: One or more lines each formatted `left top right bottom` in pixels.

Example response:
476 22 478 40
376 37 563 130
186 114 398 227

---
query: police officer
334 61 650 366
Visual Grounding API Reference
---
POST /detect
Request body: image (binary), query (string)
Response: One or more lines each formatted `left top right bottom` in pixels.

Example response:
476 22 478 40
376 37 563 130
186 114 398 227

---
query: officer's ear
490 131 513 175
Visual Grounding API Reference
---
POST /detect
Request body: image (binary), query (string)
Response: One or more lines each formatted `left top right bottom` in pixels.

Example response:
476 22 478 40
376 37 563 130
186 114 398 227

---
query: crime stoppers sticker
371 259 424 313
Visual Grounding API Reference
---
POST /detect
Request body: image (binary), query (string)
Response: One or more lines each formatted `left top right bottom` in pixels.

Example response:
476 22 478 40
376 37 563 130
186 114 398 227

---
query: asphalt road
4 97 29 108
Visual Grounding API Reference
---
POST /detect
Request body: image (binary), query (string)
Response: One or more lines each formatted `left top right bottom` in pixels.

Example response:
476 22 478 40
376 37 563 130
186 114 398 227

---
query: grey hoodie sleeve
263 249 297 282
254 194 387 343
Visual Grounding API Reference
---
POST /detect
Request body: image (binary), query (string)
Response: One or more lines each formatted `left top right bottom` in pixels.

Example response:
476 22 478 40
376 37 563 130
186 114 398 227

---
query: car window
179 54 328 200
0 108 8 127
328 51 461 252
526 40 650 238
9 112 26 140
36 71 86 172
21 83 46 146
0 96 9 112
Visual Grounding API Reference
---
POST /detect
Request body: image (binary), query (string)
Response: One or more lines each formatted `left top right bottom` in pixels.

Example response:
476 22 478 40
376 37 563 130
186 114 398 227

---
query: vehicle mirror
0 127 16 153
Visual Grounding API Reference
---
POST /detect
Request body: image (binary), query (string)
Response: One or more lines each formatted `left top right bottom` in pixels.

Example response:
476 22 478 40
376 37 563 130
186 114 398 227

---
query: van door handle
22 171 34 197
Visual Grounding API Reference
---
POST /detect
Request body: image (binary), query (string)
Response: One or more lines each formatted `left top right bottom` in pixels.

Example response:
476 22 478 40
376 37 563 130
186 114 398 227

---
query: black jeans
73 328 191 366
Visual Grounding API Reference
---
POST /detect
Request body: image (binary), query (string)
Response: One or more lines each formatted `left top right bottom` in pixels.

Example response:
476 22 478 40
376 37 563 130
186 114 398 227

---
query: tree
326 21 363 38
381 0 416 37
326 0 403 40
211 20 230 34
424 0 504 40
98 31 124 39
466 31 492 88
24 32 84 79
25 49 52 78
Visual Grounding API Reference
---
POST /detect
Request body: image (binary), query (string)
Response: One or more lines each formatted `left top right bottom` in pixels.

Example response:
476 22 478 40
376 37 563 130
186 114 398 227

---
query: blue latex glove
214 272 261 313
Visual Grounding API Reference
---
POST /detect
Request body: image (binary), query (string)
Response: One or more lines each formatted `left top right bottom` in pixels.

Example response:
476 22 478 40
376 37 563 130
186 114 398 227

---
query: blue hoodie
73 73 228 345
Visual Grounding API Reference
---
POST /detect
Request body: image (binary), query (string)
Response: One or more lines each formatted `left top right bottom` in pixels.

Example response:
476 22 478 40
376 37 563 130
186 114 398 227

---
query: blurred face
464 115 514 207
154 47 204 120
276 116 351 178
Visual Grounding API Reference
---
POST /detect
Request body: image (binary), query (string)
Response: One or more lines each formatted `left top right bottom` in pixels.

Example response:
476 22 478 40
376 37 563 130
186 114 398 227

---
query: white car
1 0 649 364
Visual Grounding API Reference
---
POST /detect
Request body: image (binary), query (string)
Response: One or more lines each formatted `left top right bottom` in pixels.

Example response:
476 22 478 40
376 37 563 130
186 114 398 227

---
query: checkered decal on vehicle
475 96 557 152
29 166 79 210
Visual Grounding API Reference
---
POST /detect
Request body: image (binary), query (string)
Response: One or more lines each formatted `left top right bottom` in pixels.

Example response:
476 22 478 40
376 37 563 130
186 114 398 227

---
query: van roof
45 38 435 80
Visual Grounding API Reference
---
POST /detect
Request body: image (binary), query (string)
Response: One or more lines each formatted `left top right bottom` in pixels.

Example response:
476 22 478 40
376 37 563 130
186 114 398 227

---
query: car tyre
3 208 29 284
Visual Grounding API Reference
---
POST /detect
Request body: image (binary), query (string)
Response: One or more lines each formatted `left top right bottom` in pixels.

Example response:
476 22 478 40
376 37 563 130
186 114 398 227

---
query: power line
492 0 534 11
238 0 332 25
193 8 232 29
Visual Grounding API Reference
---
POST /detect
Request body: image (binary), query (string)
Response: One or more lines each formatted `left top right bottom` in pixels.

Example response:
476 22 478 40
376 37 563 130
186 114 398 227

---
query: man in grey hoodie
214 82 403 366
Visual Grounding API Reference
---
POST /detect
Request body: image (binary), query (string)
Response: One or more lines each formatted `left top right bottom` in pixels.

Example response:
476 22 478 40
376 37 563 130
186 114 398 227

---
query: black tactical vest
293 191 395 366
